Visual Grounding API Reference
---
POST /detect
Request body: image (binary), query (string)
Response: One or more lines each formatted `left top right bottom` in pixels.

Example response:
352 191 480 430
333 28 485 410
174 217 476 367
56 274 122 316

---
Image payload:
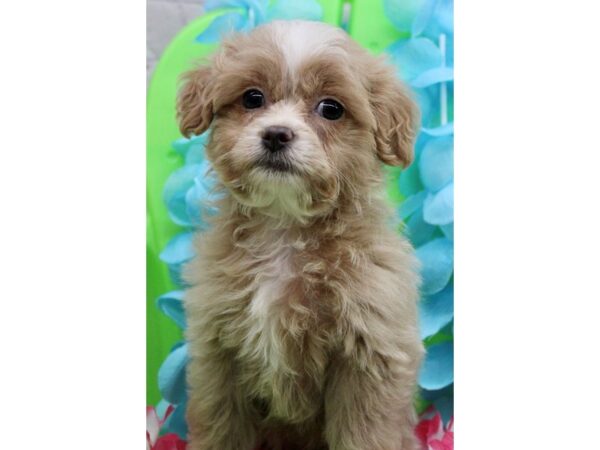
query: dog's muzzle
257 126 297 173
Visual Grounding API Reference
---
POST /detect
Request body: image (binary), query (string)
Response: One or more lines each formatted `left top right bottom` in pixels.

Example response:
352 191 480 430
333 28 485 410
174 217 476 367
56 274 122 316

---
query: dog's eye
316 99 344 120
242 89 265 109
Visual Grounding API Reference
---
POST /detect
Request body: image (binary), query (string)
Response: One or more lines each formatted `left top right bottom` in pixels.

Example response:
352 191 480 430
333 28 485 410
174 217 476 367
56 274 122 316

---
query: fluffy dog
178 20 424 450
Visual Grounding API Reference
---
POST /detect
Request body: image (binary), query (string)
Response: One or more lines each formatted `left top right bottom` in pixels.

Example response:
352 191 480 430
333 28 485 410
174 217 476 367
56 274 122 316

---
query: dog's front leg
324 348 422 450
186 350 257 450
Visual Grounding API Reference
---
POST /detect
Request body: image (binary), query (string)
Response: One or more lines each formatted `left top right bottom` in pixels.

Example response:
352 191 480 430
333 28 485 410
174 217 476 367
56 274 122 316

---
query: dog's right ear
177 65 214 137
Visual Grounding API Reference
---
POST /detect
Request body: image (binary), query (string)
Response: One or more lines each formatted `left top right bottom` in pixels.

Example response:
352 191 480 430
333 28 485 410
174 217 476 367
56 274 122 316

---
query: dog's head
177 20 418 223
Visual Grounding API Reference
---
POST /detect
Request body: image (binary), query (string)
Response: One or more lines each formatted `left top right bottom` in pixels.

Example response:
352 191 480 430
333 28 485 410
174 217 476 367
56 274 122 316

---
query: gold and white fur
178 20 424 450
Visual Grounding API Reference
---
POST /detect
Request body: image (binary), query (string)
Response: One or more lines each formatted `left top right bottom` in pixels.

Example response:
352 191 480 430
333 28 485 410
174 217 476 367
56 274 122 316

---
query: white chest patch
243 238 297 370
250 280 279 319
239 232 325 421
250 246 294 318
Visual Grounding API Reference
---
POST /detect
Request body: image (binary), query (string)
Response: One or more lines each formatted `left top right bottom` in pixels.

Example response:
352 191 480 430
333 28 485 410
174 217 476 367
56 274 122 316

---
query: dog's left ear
177 64 214 137
369 66 419 167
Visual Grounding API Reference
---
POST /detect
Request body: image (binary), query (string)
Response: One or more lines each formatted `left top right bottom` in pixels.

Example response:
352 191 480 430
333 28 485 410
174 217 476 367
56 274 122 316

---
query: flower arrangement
385 0 454 420
151 0 454 442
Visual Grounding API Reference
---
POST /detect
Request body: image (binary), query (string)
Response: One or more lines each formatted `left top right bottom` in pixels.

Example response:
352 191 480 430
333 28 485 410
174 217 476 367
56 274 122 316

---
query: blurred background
147 0 205 80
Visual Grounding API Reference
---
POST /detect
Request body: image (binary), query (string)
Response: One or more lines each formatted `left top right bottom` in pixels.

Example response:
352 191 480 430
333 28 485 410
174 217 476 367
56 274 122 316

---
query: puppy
178 20 424 450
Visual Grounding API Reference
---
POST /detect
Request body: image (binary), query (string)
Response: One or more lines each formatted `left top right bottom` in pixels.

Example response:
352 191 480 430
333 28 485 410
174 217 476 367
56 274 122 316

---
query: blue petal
411 0 437 36
158 343 189 405
388 37 442 84
441 223 453 241
405 206 437 247
266 0 322 21
160 232 196 285
414 130 433 160
411 67 453 88
433 395 454 424
422 0 454 38
163 164 204 227
398 160 424 196
419 341 453 390
419 136 453 192
163 399 189 439
420 383 453 403
416 237 453 295
160 232 195 265
422 122 454 137
172 138 191 158
413 87 437 127
232 0 269 27
434 0 454 35
383 0 426 33
419 384 454 422
399 191 426 220
423 182 454 225
411 0 454 38
184 134 208 165
157 291 187 329
185 163 222 229
419 283 453 339
172 134 208 162
419 86 440 128
160 232 196 286
195 12 247 44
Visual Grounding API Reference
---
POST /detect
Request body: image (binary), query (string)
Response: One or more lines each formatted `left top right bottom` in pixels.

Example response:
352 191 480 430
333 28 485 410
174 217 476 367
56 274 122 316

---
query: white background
1 0 600 448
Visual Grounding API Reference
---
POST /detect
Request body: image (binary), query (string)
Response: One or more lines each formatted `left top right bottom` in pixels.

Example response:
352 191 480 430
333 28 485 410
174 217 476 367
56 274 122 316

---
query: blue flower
163 164 206 227
155 292 189 438
419 283 453 339
383 0 427 34
157 290 187 329
165 134 221 231
386 0 454 413
419 341 454 390
388 37 442 85
196 0 323 43
419 136 453 192
173 133 208 165
411 0 454 41
160 133 222 284
159 342 189 405
423 182 453 226
159 231 196 286
416 237 453 296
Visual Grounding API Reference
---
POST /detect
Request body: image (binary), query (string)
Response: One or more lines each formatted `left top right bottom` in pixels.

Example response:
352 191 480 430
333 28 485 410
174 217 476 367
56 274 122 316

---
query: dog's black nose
261 126 294 152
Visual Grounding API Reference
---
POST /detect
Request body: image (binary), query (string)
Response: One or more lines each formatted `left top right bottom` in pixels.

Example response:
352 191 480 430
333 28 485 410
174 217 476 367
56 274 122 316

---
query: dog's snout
261 126 295 153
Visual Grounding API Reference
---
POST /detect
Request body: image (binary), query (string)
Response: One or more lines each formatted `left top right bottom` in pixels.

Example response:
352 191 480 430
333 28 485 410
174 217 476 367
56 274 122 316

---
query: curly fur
178 20 424 450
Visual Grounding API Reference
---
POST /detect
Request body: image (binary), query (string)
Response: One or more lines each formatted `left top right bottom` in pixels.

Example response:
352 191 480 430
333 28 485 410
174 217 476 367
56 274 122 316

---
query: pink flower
147 405 186 450
147 404 454 450
415 408 454 450
153 433 187 450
